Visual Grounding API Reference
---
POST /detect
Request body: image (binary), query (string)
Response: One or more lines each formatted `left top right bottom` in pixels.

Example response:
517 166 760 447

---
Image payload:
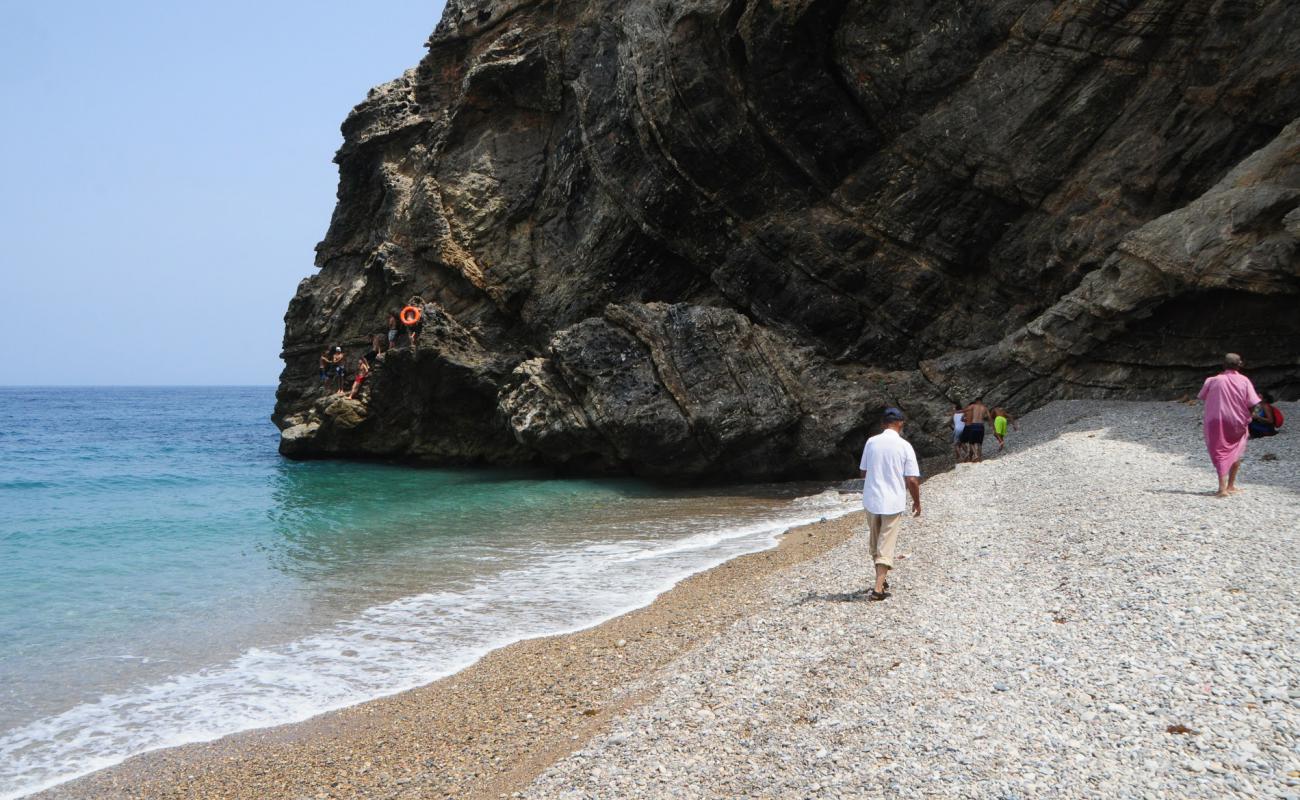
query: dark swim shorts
960 423 985 444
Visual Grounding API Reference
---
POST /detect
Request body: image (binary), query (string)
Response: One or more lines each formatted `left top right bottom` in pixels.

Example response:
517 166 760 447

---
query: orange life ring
400 305 422 326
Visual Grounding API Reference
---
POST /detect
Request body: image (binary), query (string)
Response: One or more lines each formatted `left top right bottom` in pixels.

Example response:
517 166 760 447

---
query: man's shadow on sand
793 589 873 604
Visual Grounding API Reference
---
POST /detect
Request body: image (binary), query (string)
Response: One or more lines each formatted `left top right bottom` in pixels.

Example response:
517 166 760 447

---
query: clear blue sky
0 1 446 385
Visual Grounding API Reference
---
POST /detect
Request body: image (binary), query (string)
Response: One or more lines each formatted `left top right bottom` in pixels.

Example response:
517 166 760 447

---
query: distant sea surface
0 386 856 798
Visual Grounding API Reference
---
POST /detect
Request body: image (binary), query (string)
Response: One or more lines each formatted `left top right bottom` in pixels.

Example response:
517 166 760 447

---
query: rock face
274 0 1300 478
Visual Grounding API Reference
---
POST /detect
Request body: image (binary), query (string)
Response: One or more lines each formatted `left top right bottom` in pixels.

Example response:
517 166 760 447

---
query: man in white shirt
859 407 922 601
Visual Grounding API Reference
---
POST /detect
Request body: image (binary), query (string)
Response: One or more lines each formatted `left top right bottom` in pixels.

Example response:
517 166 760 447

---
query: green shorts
994 416 1008 437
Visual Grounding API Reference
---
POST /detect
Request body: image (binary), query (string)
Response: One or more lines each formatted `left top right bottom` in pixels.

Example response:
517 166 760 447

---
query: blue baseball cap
882 407 906 422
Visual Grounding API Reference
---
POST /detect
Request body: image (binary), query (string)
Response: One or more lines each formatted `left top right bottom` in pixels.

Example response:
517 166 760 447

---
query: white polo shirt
859 428 921 515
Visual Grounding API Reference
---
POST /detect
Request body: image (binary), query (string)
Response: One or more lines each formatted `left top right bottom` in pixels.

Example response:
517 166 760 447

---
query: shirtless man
330 346 346 393
960 397 992 462
318 348 332 385
348 349 373 400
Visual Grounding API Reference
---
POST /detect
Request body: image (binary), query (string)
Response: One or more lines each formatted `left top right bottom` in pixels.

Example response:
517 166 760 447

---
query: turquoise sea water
0 387 856 798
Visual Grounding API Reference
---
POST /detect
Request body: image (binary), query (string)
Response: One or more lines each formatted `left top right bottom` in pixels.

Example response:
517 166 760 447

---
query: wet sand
37 511 862 800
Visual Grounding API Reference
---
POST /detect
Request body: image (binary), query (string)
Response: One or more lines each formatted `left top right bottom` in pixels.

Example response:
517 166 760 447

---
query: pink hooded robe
1198 370 1262 476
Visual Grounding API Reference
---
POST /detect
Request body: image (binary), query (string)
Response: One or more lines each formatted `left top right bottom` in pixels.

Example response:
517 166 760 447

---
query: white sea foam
0 492 858 799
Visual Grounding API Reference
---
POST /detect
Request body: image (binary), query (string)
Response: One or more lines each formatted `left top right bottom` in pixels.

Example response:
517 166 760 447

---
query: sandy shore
36 505 861 800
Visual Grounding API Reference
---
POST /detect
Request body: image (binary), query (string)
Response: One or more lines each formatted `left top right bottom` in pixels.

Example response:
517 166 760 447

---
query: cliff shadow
989 400 1298 497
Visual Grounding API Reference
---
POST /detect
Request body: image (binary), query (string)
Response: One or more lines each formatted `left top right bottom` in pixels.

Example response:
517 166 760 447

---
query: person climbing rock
348 349 374 400
402 299 426 350
386 310 401 352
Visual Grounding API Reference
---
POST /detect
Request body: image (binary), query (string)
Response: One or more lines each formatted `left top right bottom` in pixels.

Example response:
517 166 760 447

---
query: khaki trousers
867 512 903 569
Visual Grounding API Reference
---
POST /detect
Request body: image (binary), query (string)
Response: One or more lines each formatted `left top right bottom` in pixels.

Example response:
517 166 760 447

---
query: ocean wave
0 473 207 494
0 480 58 491
609 510 846 564
0 497 858 800
790 488 856 508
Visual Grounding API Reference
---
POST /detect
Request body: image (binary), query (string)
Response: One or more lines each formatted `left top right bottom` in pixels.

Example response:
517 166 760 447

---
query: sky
0 1 447 385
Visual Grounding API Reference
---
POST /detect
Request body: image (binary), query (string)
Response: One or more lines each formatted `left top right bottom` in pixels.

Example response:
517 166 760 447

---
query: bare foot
1228 486 1244 494
1215 490 1230 498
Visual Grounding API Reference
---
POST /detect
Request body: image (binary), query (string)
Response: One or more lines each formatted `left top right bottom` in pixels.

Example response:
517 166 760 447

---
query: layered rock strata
275 0 1300 478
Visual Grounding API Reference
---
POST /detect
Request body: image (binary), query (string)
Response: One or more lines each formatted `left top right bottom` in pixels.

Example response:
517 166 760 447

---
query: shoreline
34 509 864 799
26 400 1298 799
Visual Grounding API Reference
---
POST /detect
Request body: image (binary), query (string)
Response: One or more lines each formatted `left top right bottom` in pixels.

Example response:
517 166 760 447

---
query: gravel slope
526 400 1300 799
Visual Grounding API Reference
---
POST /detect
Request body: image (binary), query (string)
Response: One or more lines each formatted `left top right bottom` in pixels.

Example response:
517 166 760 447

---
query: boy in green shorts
992 407 1018 452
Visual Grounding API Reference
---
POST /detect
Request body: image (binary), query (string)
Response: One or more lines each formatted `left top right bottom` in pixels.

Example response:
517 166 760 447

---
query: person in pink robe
1198 353 1262 497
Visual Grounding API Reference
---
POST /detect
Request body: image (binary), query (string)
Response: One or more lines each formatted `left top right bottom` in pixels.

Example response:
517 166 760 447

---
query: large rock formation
275 0 1300 478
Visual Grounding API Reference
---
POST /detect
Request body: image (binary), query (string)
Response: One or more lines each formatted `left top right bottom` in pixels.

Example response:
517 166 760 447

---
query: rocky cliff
274 0 1300 479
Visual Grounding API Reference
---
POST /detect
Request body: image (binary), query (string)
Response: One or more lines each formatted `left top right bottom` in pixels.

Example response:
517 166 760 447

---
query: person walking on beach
1198 353 1261 497
992 407 1018 452
951 402 966 462
859 407 921 602
960 397 992 462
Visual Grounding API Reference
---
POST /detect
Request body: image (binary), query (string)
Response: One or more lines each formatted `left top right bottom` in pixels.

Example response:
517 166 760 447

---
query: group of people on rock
318 344 375 400
316 299 428 401
949 398 1017 462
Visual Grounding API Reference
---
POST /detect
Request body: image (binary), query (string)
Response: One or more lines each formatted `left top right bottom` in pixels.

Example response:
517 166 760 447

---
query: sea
0 386 858 798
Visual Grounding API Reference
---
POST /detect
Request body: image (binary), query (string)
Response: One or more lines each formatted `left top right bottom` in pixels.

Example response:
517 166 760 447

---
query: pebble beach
34 400 1299 799
527 400 1299 799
